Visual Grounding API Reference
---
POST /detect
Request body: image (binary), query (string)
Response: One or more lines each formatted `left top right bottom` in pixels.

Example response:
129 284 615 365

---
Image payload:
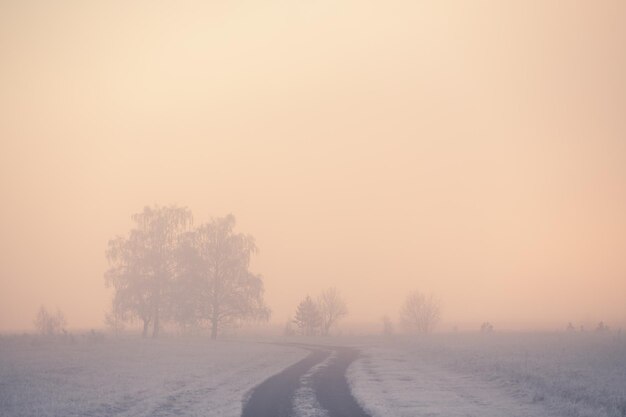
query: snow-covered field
348 332 626 417
0 334 306 417
3 332 625 417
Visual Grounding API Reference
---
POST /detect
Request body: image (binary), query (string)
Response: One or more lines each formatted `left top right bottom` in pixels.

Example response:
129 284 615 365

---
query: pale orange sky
1 0 625 332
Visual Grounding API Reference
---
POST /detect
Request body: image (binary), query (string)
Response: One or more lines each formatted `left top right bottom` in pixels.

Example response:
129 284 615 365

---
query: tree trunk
210 318 218 339
211 298 219 339
152 308 160 338
142 318 150 337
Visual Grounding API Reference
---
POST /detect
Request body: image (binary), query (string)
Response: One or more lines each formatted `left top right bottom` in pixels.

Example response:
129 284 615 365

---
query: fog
1 0 625 333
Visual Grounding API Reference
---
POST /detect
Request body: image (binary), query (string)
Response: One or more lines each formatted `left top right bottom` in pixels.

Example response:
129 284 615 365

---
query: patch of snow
347 333 626 417
292 350 335 417
0 335 306 417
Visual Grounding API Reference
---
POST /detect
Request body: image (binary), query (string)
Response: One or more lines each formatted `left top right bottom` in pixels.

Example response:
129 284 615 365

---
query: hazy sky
1 0 625 332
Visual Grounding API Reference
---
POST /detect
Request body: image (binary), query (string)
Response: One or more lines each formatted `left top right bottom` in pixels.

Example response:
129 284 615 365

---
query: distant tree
317 287 348 336
480 322 494 333
176 215 270 339
105 205 193 337
381 315 394 336
566 322 576 332
294 295 322 336
34 306 66 335
400 291 441 334
596 321 609 333
283 319 296 337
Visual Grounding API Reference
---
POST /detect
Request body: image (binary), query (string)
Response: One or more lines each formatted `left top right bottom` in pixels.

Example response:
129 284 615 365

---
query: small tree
596 321 609 333
318 287 348 336
401 291 441 334
34 306 66 335
480 322 494 333
381 315 394 336
294 296 322 336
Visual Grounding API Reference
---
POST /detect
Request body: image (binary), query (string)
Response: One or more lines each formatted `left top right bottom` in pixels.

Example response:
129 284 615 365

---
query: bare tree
480 322 494 333
176 215 270 339
400 291 441 334
293 295 321 336
105 205 193 337
317 287 348 336
381 315 394 336
34 306 66 335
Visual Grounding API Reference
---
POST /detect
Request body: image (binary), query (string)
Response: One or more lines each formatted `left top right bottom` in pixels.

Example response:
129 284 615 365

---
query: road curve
241 344 370 417
241 347 329 417
313 347 370 417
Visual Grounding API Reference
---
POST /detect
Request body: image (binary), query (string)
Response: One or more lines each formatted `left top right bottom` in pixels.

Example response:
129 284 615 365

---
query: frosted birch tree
105 205 193 337
176 215 270 339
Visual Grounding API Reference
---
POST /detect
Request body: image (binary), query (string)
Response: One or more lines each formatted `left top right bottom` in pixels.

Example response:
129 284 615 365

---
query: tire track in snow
312 347 370 417
241 346 330 417
241 344 370 417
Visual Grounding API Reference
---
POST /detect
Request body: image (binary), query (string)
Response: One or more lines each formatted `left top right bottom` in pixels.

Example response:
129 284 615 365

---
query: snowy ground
3 332 625 417
0 334 306 417
348 332 626 417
